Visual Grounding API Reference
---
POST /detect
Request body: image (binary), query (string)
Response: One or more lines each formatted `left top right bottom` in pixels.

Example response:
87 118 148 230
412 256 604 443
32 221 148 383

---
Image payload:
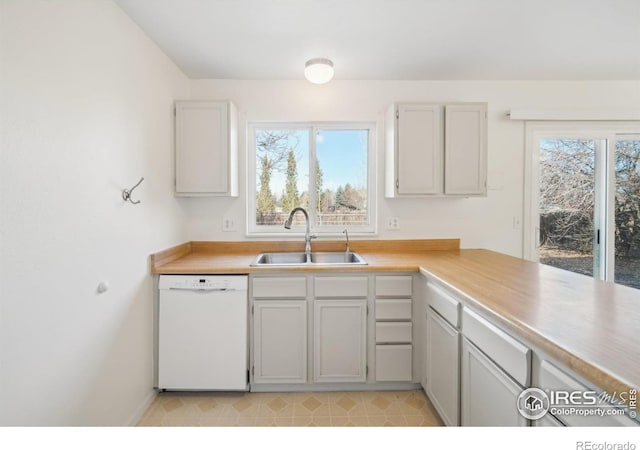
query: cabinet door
396 104 443 195
461 338 528 426
420 300 428 391
253 300 307 384
175 101 238 196
426 309 460 426
444 103 487 195
314 299 367 383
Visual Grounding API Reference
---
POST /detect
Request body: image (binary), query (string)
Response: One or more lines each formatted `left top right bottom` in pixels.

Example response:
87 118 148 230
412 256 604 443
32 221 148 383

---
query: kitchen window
248 123 376 235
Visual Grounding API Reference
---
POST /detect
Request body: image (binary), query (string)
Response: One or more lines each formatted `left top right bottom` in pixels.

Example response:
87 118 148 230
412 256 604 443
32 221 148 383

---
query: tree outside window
251 125 374 233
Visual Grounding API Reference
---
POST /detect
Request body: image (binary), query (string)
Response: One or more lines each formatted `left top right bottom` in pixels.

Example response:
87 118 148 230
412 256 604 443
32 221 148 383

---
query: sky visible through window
317 129 368 192
264 130 367 194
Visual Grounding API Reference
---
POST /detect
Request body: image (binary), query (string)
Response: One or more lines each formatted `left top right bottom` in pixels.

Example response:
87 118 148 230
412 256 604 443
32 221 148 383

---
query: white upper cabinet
175 100 238 196
385 102 487 197
390 104 443 195
444 104 487 195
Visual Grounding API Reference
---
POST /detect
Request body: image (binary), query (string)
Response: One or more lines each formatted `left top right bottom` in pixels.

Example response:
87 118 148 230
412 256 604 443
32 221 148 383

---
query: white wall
0 0 189 425
185 79 640 256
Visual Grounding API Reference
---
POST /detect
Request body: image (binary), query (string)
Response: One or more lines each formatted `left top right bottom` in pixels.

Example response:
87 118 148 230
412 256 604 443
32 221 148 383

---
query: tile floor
137 389 444 427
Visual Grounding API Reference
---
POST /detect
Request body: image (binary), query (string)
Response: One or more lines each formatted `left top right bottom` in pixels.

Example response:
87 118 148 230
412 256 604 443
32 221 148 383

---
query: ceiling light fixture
304 58 334 84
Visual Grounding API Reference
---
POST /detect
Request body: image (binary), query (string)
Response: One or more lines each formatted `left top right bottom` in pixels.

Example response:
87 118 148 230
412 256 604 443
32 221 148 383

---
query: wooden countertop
151 240 640 400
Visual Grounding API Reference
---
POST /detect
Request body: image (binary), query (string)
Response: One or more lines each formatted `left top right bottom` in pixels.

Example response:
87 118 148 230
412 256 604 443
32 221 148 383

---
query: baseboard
125 388 157 426
250 382 421 393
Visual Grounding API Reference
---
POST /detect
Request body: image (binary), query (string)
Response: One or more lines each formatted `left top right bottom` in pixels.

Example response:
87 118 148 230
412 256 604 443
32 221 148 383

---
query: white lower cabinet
252 300 307 384
375 344 412 382
374 275 413 382
461 337 528 426
252 275 374 387
426 308 460 426
313 299 367 383
419 279 637 428
536 360 638 427
421 281 531 426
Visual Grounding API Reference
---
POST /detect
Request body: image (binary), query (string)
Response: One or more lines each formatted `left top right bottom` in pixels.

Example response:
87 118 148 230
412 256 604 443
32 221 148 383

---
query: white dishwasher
158 275 248 391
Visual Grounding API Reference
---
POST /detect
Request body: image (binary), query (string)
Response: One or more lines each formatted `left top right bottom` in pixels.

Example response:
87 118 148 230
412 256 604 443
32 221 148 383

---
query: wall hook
122 177 144 204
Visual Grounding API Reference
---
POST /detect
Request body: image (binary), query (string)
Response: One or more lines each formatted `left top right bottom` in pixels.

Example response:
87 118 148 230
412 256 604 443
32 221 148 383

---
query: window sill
246 230 378 239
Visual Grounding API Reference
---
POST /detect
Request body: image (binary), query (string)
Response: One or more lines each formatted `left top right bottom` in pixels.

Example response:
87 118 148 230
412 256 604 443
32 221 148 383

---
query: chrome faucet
343 228 350 254
284 207 315 255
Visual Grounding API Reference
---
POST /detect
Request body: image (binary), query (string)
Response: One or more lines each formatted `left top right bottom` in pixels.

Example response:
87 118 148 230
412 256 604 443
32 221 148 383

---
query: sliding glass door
527 126 640 290
613 136 640 289
537 139 606 279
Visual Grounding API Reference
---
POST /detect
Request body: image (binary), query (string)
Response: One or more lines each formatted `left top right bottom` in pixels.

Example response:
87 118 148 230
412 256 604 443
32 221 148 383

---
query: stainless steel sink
309 252 366 264
252 252 308 265
251 251 367 266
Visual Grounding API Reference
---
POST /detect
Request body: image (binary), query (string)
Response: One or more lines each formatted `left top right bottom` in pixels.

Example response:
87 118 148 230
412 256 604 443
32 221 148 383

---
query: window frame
247 121 377 236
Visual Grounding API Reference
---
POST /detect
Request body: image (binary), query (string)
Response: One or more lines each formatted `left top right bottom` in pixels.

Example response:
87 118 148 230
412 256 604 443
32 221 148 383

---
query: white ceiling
114 0 640 80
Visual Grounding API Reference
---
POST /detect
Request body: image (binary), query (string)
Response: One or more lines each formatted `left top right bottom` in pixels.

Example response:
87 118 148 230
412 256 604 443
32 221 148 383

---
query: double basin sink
251 251 367 266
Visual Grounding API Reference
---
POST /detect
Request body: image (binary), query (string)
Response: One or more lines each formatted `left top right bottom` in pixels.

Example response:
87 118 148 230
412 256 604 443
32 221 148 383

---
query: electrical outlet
387 217 400 230
222 217 236 232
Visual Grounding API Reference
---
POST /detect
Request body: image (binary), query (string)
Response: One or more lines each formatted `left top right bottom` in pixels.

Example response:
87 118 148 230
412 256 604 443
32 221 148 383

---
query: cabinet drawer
375 345 412 381
376 322 412 343
539 361 638 427
375 299 412 320
375 275 412 297
462 308 530 386
314 276 368 298
252 277 306 298
427 283 461 328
